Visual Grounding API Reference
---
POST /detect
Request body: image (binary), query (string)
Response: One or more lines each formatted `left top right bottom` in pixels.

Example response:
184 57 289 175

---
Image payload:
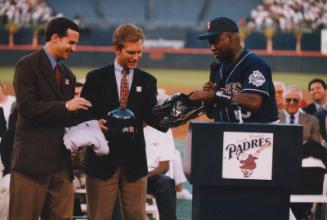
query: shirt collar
114 59 124 74
114 59 134 76
314 102 327 111
284 110 300 124
114 58 134 89
43 46 59 70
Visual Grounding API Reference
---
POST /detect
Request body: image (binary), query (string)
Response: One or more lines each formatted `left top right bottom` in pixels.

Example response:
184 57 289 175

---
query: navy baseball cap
198 17 239 40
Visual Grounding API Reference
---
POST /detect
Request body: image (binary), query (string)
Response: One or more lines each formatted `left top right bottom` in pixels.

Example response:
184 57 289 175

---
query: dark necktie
290 114 295 124
120 69 129 109
54 63 61 85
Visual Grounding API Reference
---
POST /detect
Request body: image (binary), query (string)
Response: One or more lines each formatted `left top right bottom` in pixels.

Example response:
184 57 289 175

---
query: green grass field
1 67 326 92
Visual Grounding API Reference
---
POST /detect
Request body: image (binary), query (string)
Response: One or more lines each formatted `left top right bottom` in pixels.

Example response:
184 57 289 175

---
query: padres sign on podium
222 132 273 180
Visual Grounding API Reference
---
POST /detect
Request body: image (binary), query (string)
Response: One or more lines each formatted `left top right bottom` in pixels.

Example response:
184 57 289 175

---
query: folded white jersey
64 120 109 156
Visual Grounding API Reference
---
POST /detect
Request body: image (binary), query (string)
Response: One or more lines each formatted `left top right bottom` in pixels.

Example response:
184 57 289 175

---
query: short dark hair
45 17 80 42
308 78 327 90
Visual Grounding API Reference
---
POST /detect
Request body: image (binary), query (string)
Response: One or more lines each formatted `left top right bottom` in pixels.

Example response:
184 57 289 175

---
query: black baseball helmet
106 108 136 138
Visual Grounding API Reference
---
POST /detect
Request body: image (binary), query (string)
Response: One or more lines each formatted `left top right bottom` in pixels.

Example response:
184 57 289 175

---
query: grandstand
46 0 101 26
203 0 261 25
0 0 326 72
0 0 325 48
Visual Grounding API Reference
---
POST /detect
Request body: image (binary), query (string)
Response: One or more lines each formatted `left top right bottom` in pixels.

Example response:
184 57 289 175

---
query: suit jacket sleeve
14 57 73 124
142 76 168 132
79 69 106 121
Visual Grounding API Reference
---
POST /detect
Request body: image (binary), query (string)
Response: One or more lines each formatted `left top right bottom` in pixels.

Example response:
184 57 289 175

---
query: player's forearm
232 93 262 111
148 161 169 177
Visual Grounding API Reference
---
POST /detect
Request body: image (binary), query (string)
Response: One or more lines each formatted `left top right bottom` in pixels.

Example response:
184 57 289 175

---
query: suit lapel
299 112 306 125
128 69 142 107
61 65 74 100
38 49 64 99
108 65 120 107
279 111 286 123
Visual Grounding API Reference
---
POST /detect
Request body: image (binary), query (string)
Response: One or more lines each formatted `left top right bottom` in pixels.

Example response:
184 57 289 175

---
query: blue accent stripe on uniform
242 88 270 96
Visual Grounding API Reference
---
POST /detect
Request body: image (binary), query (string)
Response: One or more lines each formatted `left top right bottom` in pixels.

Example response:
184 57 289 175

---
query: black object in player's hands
153 93 204 127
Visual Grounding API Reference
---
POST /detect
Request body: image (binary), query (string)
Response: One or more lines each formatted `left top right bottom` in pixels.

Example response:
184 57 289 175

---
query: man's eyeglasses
285 98 300 104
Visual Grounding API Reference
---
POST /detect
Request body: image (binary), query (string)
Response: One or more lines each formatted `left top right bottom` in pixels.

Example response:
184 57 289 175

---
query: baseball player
189 17 279 123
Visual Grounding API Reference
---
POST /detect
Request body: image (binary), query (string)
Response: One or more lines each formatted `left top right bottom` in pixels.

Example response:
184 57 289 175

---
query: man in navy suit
81 23 165 220
303 78 327 115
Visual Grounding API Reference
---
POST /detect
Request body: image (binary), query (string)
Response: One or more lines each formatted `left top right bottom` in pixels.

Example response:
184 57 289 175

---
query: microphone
209 61 218 83
204 61 219 119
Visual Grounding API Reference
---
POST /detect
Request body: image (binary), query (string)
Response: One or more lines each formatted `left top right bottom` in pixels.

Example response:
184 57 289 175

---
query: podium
189 122 303 220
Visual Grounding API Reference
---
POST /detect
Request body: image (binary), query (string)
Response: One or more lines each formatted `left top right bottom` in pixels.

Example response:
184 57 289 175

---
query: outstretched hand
66 97 92 112
202 81 216 92
189 81 216 101
98 119 108 132
189 90 215 101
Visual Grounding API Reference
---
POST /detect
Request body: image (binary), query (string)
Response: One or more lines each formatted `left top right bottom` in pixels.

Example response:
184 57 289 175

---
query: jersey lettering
225 82 242 94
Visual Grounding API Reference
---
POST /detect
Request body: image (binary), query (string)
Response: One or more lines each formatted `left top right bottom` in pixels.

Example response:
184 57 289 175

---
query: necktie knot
122 69 128 76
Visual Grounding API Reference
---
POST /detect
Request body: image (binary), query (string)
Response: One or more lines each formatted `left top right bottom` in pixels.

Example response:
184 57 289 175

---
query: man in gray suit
279 85 320 143
10 17 91 220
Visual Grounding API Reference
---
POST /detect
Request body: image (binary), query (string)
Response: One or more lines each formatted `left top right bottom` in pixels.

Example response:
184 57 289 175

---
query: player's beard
216 48 234 64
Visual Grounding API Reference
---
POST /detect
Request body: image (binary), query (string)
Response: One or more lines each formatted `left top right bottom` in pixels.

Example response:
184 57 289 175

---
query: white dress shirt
144 126 175 172
284 110 300 124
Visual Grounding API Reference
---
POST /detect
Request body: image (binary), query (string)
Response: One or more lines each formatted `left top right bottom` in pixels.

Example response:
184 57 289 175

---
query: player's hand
98 119 108 132
202 82 216 92
215 89 232 105
66 97 92 112
71 150 84 169
189 90 215 101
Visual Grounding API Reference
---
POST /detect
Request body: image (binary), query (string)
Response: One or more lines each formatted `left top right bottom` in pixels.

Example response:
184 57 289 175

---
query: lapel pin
136 86 142 92
65 79 70 85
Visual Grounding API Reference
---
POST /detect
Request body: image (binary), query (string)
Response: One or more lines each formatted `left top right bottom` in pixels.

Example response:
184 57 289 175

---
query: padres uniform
208 49 279 123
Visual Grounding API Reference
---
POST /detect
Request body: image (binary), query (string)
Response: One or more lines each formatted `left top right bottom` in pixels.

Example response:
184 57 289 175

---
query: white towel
64 120 109 156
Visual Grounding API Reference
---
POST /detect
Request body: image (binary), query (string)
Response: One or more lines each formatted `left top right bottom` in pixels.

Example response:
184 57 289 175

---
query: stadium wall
0 27 323 51
0 47 326 74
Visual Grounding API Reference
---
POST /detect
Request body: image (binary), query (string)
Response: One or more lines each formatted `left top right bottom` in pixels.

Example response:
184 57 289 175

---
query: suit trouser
9 170 74 220
86 166 147 220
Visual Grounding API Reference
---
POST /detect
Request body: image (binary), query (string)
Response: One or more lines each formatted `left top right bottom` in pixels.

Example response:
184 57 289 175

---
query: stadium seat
98 0 146 25
146 194 160 220
151 0 202 27
46 0 99 25
73 189 87 220
291 139 327 220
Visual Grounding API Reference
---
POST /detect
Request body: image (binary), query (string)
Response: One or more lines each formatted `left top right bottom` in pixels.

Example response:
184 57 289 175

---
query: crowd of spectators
246 0 327 32
0 0 58 27
1 0 327 39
